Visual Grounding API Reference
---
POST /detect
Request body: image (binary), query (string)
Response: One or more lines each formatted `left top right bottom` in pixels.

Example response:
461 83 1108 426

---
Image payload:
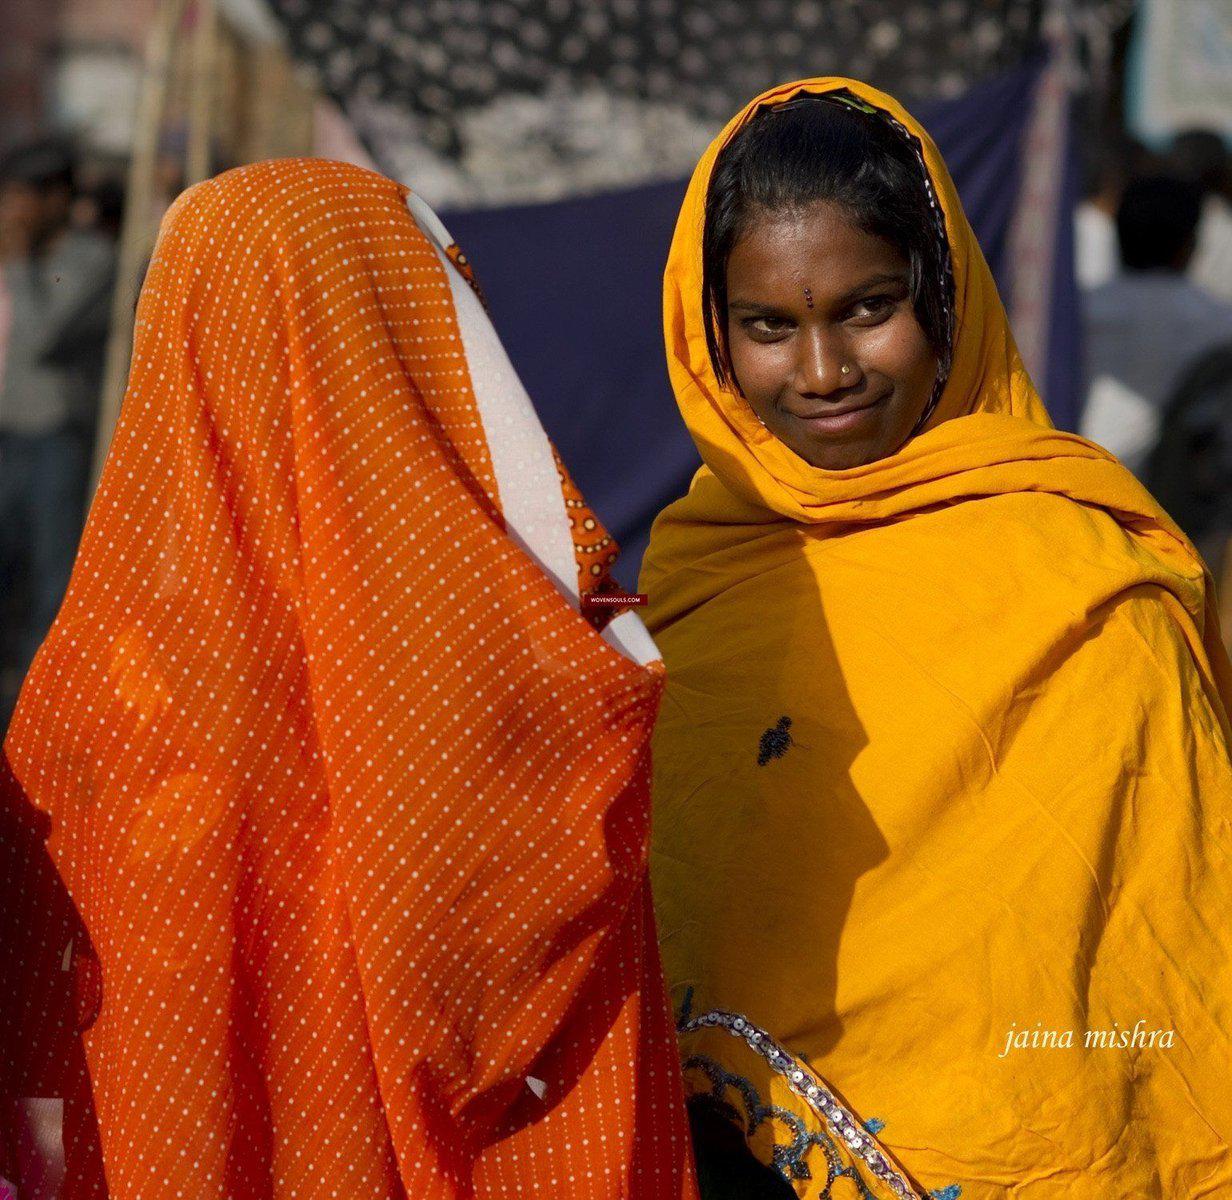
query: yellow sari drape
643 77 1232 1199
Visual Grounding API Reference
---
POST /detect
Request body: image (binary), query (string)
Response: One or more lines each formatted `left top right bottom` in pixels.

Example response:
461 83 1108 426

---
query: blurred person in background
1150 128 1232 642
1169 128 1232 305
1073 134 1156 290
0 138 116 733
1080 173 1232 476
1141 338 1232 656
70 175 125 243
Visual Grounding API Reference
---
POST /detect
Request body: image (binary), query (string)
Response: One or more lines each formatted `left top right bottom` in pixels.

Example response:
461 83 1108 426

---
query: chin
805 447 876 470
788 413 921 469
789 435 885 471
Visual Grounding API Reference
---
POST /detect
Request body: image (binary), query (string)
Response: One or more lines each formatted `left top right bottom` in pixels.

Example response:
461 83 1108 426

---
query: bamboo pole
186 0 217 186
90 0 192 493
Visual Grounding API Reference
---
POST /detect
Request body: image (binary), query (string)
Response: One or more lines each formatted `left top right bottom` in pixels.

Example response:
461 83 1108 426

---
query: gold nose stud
840 364 852 376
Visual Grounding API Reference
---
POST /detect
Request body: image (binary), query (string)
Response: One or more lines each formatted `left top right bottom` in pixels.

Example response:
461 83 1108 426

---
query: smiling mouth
784 393 887 426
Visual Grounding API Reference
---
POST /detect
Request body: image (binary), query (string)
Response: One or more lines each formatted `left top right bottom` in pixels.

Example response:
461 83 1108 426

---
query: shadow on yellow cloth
642 76 1232 1200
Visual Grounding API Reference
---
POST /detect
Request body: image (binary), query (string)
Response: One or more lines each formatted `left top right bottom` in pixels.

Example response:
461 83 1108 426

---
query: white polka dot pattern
2 157 697 1199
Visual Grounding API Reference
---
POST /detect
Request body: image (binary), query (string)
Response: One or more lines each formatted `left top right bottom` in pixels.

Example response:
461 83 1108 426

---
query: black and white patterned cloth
262 0 1112 206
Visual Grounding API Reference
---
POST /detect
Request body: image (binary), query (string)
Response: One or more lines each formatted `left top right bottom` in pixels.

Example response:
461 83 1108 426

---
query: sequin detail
757 716 794 766
679 1008 922 1198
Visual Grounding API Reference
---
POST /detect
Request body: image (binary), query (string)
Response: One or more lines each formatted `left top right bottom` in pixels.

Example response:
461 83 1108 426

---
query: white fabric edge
404 192 662 668
407 193 579 603
601 609 661 667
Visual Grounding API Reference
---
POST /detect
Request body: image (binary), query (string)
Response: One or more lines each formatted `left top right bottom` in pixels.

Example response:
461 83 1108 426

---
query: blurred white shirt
1189 194 1232 305
1075 200 1118 290
1081 270 1232 475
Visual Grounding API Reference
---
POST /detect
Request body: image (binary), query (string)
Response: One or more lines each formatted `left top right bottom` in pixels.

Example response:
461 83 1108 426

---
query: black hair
1116 174 1203 271
701 91 954 401
1167 128 1231 196
1082 132 1158 203
0 137 76 194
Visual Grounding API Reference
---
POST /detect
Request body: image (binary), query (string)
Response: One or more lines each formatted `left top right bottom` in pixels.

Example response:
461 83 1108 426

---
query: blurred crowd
0 139 119 732
1078 128 1232 592
2 116 1232 736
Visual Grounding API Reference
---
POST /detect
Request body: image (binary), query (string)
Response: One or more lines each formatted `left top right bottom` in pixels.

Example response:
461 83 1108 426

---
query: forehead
726 200 907 295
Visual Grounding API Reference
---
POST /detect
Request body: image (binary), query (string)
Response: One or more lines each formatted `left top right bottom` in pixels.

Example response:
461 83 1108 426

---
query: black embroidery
685 1055 863 1197
677 985 695 1025
757 716 793 766
678 1011 926 1198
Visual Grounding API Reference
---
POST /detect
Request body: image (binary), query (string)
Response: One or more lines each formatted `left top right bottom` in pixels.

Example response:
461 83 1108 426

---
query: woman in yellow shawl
642 78 1232 1199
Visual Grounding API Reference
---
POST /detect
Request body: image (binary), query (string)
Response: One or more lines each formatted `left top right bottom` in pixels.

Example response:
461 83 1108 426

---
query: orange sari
1 158 696 1198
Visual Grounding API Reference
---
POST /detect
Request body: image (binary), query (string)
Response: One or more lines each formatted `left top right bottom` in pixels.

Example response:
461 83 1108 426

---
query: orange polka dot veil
2 159 696 1198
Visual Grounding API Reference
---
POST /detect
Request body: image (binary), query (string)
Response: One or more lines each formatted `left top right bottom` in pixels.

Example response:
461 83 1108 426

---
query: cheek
860 315 936 395
727 331 790 398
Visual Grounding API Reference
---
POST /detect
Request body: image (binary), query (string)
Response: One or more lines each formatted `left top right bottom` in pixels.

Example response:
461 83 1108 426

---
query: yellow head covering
644 78 1232 1199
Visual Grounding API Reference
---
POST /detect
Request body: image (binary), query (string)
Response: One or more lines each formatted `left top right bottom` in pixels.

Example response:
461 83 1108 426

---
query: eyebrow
728 271 909 314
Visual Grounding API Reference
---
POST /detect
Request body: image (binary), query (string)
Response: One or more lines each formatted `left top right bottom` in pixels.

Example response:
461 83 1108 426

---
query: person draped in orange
1 157 698 1199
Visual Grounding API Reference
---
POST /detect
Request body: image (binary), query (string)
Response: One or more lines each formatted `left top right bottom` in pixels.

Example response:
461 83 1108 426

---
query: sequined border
679 1008 922 1199
686 1053 873 1198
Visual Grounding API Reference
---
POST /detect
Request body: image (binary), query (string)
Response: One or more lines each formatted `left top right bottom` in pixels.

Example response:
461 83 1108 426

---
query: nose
793 325 862 397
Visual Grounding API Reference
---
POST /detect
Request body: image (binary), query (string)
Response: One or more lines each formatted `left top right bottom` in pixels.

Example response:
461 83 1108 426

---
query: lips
784 392 886 422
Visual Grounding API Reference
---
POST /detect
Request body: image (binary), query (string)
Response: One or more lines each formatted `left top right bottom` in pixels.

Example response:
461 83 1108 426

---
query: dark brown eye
850 295 894 321
742 315 792 337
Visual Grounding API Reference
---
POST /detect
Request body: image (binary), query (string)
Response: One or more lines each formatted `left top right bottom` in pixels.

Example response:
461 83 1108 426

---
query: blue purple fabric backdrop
445 55 1081 587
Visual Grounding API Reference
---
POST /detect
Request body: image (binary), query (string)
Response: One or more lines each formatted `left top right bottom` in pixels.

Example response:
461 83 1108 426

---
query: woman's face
724 199 940 470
